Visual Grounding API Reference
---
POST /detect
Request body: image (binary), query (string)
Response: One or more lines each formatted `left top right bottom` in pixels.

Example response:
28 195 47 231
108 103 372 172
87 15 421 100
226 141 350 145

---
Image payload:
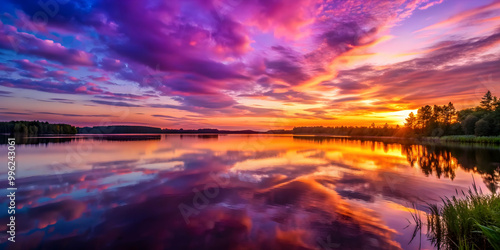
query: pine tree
405 112 417 130
480 90 494 111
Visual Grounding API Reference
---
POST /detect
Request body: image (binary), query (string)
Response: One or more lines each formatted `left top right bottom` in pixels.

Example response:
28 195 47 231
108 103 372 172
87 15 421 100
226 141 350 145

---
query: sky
0 0 499 130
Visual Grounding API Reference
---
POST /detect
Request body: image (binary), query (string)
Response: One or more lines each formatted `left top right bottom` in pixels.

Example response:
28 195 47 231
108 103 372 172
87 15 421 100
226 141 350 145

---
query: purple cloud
0 23 95 66
0 77 105 95
90 100 143 108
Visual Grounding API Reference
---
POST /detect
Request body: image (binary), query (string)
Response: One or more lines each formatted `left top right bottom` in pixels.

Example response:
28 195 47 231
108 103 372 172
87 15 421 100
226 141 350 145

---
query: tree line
291 123 401 137
0 121 77 135
3 92 498 138
290 91 499 138
78 125 162 134
405 91 500 136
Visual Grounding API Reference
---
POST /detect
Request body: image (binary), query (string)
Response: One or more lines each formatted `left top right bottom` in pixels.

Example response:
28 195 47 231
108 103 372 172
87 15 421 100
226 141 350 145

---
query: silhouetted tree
462 115 479 135
480 90 495 111
405 112 417 130
417 105 433 134
443 102 457 126
0 121 77 135
475 119 490 136
401 91 500 137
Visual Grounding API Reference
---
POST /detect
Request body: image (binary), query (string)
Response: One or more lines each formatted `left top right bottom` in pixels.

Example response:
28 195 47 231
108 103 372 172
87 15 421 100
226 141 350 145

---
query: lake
0 134 498 249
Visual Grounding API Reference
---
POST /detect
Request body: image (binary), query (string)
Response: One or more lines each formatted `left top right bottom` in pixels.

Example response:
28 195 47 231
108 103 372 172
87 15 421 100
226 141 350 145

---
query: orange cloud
416 1 500 32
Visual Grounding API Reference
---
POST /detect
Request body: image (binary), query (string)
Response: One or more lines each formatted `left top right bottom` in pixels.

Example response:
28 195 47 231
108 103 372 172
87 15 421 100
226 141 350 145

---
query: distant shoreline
296 134 500 146
3 122 500 145
4 132 500 145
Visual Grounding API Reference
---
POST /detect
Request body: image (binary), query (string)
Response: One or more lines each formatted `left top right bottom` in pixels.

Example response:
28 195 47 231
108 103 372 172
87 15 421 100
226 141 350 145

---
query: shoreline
3 133 500 146
292 134 500 145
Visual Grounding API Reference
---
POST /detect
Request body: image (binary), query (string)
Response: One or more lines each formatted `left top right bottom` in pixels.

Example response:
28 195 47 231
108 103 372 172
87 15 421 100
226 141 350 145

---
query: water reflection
0 135 497 249
404 144 500 193
178 134 219 140
0 134 76 145
0 134 162 145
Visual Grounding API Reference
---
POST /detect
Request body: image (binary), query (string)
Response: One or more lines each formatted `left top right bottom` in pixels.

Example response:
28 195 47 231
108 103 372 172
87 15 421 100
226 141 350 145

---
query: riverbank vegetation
291 91 500 140
291 123 401 136
3 92 498 140
0 121 77 135
438 135 500 144
405 91 500 137
423 184 500 249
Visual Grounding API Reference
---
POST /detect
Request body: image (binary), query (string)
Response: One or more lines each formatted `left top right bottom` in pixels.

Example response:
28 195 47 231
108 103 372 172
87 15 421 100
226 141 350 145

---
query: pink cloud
0 22 96 67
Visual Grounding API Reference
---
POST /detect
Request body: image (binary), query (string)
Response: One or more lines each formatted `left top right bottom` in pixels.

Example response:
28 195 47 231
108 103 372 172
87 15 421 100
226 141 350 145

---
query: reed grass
422 182 500 249
439 135 500 144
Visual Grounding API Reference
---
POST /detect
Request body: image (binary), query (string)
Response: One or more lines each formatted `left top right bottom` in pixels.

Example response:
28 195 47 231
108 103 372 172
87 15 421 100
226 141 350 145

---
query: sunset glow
1 0 500 130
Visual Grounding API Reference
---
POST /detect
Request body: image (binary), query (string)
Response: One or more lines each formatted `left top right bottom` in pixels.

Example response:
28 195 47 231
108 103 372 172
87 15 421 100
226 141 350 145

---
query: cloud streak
0 0 498 127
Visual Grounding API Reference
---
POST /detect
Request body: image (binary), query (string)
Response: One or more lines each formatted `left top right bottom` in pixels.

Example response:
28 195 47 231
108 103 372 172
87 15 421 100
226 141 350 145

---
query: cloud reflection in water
0 135 497 249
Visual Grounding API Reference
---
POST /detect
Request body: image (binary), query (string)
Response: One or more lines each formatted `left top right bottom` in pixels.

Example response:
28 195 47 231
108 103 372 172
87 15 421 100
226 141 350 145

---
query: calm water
0 134 499 249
